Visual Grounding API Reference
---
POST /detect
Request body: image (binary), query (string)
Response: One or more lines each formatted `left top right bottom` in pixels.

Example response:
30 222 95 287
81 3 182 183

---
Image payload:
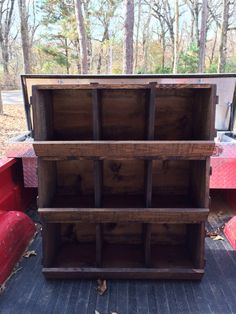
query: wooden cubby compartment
42 222 97 268
38 159 94 208
152 159 209 208
151 223 205 269
103 159 145 208
33 85 215 141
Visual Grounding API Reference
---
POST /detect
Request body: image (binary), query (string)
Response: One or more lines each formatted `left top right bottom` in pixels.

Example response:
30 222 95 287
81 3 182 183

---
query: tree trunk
134 0 141 72
143 1 152 73
82 0 92 72
218 0 230 73
97 26 109 74
65 38 70 74
161 24 166 71
74 0 88 74
190 13 194 42
194 0 200 47
209 29 218 65
1 43 10 76
0 0 15 87
0 89 3 115
108 44 113 74
198 0 208 72
18 0 31 73
123 0 134 74
173 0 179 73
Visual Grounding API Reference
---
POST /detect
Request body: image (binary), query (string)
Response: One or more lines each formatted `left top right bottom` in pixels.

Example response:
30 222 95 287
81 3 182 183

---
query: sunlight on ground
0 105 27 157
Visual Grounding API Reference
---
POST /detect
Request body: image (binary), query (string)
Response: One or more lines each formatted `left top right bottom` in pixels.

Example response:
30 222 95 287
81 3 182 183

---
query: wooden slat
39 208 209 223
94 161 103 207
92 86 101 140
144 223 152 267
33 83 213 90
96 224 102 267
42 223 60 267
92 85 103 267
146 82 156 140
32 87 53 140
92 87 103 207
144 83 156 267
187 222 205 269
145 161 153 207
33 141 215 158
42 267 204 280
38 159 57 208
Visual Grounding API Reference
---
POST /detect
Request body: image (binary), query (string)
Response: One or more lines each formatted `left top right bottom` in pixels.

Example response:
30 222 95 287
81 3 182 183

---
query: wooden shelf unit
33 82 216 280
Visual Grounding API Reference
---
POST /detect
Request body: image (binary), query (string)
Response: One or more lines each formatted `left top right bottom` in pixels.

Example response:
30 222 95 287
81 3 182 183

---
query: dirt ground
0 105 27 157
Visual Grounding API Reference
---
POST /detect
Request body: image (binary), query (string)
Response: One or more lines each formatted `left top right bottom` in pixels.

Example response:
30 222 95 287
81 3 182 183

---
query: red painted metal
0 211 36 285
0 157 36 212
210 143 236 189
210 158 236 189
6 144 37 188
224 216 236 250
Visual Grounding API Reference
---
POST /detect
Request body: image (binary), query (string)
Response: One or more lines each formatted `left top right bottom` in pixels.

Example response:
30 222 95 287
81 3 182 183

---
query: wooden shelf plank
33 141 215 158
39 207 209 223
42 267 204 280
33 83 213 90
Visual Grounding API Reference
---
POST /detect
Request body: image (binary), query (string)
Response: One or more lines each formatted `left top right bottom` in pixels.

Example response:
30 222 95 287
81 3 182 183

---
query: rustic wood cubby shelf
32 81 216 280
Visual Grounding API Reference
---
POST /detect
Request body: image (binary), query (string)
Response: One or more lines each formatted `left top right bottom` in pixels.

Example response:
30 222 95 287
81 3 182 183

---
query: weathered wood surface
42 267 204 280
32 83 213 90
39 207 209 223
33 141 215 158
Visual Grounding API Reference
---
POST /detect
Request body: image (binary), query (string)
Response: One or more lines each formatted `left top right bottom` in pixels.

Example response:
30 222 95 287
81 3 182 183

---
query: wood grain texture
32 88 53 140
33 141 215 158
53 90 93 140
39 207 209 223
32 83 213 90
101 89 146 140
42 267 204 280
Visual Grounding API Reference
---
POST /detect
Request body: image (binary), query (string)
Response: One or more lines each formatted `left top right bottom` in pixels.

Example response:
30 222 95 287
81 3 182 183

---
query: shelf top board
32 83 214 90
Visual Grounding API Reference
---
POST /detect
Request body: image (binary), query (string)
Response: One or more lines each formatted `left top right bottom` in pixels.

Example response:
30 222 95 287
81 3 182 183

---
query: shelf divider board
144 82 156 267
92 85 103 267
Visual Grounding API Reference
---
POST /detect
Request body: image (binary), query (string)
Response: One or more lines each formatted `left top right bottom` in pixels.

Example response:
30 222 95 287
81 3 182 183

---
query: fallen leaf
96 279 107 295
7 266 23 281
206 230 219 237
211 235 224 241
23 250 37 258
0 284 6 295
